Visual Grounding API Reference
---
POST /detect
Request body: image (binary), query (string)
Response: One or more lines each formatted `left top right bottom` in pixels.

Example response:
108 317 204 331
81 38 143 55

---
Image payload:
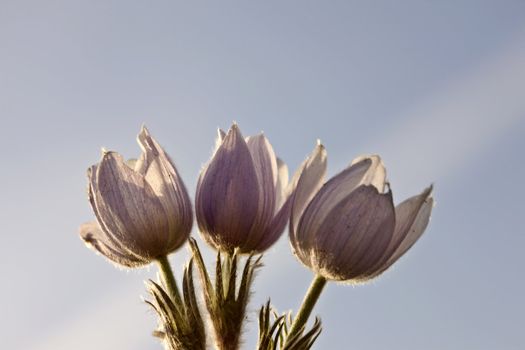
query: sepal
189 238 262 350
256 301 322 350
145 260 206 350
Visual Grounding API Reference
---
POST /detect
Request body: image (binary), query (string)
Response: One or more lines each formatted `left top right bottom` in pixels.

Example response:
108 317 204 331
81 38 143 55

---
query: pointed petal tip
228 122 243 135
222 122 246 145
306 140 327 165
138 124 151 141
421 184 434 200
215 128 228 150
101 150 122 163
313 141 326 157
86 164 96 177
99 150 125 165
384 183 393 198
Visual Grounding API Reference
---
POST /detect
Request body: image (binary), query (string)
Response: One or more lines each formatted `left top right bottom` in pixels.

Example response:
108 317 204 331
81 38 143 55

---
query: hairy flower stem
286 274 327 343
156 256 183 306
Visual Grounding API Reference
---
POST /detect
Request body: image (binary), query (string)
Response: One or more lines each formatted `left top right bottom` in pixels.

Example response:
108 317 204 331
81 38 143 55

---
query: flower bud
79 126 193 267
289 147 434 282
196 123 295 253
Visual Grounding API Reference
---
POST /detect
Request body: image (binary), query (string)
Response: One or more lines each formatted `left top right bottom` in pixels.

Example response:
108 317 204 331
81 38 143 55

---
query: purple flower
79 126 193 267
289 147 434 282
196 124 295 253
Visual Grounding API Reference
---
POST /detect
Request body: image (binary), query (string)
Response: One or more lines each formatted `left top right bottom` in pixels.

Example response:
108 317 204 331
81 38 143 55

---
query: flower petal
92 151 170 258
251 158 292 252
350 155 387 192
218 128 226 141
79 221 148 267
298 185 395 280
289 142 327 244
243 134 278 249
87 164 146 261
295 155 386 249
255 196 293 252
214 128 227 153
275 158 289 211
370 186 434 277
195 124 260 251
136 126 193 251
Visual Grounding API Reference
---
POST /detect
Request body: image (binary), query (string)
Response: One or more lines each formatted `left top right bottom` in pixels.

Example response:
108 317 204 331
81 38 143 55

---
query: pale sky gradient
1 1 524 349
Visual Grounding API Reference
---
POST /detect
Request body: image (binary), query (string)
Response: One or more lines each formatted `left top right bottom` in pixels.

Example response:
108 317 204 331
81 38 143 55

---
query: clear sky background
1 1 524 349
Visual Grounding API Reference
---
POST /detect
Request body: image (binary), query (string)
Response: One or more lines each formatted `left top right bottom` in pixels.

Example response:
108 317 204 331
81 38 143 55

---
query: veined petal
289 142 327 243
137 126 193 251
79 222 148 267
370 186 434 277
243 134 278 249
300 185 395 280
275 158 289 211
255 195 293 253
93 152 170 258
350 155 387 192
296 155 386 248
196 124 260 250
250 159 292 253
216 128 227 149
87 165 146 261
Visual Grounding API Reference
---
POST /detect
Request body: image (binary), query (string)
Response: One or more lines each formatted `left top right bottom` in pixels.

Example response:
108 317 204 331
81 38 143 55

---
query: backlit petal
296 156 386 248
93 152 170 258
371 186 434 277
289 142 327 244
243 134 278 250
196 124 260 251
275 158 289 211
137 126 193 251
79 221 147 267
298 185 395 280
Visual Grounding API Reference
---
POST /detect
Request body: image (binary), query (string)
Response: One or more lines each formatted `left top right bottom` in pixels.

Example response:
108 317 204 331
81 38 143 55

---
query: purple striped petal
136 126 193 252
243 134 278 249
369 186 434 278
296 155 386 248
289 142 327 246
255 196 293 252
92 152 170 258
298 185 395 280
195 124 260 251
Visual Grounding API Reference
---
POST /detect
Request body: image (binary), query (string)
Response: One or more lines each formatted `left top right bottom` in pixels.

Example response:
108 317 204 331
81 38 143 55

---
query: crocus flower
79 126 193 267
289 146 434 282
195 123 294 253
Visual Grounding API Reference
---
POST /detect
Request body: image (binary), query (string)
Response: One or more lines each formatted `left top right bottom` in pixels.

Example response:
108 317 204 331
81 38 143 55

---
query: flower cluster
80 123 434 350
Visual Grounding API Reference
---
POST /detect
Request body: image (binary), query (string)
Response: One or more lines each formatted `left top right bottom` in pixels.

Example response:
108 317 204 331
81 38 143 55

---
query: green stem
156 255 182 306
286 274 327 342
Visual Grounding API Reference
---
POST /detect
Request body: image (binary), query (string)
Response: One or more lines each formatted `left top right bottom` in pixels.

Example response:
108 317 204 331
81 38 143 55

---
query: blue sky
1 1 524 349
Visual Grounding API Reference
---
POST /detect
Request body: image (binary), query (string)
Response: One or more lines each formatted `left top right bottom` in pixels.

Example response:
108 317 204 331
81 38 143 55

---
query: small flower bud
289 147 434 282
79 126 193 267
196 123 296 253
